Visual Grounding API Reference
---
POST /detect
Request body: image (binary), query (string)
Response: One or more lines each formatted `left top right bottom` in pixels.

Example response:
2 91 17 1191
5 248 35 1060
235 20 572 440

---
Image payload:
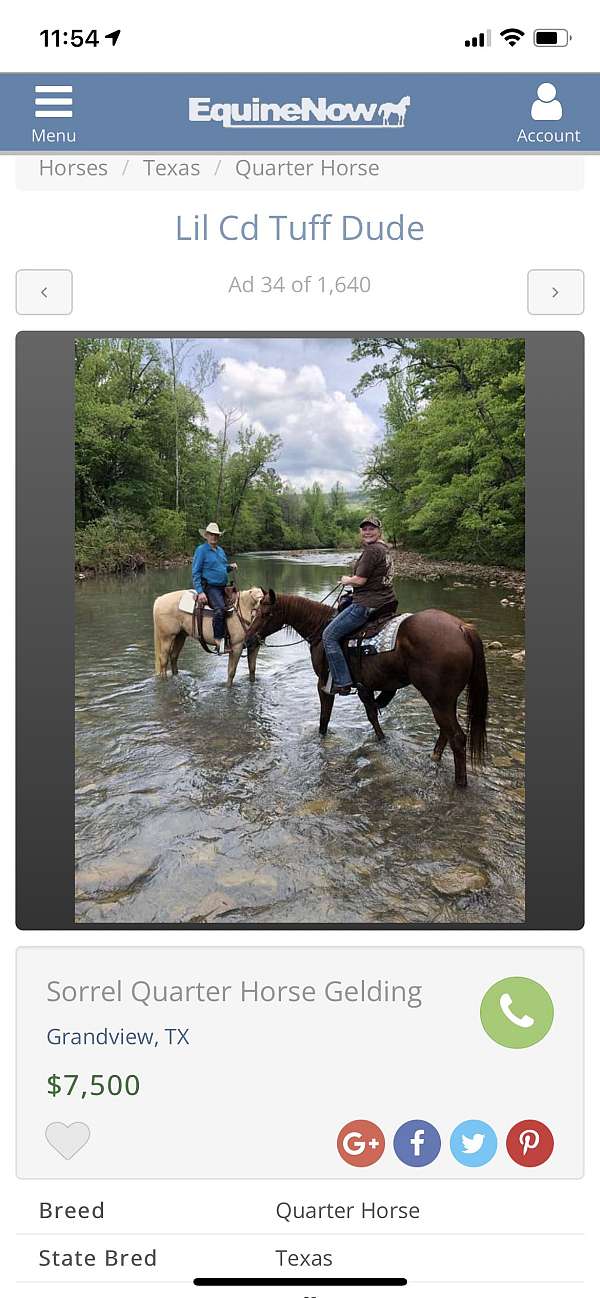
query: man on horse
323 516 395 695
192 523 238 655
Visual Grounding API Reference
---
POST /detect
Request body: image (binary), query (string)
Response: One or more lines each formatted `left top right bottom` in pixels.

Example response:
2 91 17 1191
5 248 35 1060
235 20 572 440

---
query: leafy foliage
74 510 150 574
75 337 524 573
353 337 525 566
75 338 364 570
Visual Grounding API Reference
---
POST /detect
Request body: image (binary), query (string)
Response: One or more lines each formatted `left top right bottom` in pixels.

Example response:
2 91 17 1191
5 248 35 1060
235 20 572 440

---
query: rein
232 592 255 634
320 580 345 606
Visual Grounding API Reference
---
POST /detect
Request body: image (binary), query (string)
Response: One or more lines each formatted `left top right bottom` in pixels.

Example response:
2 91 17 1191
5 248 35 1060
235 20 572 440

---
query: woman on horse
323 516 395 695
192 523 238 654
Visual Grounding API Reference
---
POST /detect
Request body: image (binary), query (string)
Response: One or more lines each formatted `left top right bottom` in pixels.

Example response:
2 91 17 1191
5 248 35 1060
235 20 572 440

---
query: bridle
231 590 257 635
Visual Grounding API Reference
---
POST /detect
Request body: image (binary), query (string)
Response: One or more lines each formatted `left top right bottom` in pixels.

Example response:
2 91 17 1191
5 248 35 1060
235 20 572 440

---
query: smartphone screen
2 6 595 1296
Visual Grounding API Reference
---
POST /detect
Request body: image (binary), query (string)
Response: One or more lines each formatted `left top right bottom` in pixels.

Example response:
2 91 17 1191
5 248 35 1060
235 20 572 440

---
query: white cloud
207 356 377 488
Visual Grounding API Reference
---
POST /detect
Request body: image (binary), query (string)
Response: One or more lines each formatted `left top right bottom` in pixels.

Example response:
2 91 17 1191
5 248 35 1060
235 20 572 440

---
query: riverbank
76 545 525 596
390 547 525 597
76 552 190 580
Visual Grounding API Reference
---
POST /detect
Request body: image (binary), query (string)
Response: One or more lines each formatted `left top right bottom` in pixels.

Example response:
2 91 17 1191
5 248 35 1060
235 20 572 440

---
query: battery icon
533 29 571 46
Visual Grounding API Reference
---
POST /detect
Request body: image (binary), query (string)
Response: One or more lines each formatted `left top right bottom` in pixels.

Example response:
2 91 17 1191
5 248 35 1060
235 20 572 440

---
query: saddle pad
178 590 197 615
348 611 413 655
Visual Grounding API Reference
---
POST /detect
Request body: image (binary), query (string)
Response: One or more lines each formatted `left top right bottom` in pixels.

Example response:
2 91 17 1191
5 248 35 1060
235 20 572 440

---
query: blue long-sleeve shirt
192 542 231 591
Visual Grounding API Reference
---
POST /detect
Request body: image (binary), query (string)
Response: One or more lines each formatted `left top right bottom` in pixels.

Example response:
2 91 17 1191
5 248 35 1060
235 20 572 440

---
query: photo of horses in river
75 335 525 926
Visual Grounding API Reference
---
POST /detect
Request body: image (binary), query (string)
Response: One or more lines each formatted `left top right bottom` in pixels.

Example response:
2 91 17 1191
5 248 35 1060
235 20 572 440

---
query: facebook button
393 1120 441 1167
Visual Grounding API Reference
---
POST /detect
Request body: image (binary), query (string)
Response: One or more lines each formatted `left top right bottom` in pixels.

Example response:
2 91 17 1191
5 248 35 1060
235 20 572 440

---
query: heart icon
45 1122 90 1160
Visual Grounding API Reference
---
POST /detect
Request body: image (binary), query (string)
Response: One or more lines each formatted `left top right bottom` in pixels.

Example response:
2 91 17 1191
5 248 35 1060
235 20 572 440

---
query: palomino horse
378 96 411 127
248 591 488 787
153 587 264 686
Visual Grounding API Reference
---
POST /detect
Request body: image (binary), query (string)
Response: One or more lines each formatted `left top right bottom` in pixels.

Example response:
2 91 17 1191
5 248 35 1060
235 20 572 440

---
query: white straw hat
203 522 224 536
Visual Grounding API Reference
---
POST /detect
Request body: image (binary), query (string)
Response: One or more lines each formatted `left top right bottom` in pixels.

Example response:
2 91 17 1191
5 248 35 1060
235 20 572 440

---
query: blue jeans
322 602 375 687
203 584 227 640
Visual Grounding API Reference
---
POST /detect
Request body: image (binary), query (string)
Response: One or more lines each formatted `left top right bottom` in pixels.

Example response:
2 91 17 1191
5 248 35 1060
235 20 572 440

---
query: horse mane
274 593 334 638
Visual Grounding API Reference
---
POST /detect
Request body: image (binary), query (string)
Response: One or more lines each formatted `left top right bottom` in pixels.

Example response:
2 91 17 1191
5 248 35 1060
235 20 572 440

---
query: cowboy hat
203 522 225 537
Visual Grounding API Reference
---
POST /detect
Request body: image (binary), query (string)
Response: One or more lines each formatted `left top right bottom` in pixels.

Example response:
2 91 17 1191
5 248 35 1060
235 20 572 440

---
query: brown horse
248 590 488 787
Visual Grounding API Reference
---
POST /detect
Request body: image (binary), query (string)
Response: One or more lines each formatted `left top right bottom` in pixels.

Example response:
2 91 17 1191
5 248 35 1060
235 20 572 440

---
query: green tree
75 337 395 570
355 337 525 565
223 425 282 547
75 338 171 524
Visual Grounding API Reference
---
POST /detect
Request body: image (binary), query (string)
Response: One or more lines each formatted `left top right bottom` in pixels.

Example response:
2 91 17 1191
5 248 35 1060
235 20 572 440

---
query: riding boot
323 672 354 696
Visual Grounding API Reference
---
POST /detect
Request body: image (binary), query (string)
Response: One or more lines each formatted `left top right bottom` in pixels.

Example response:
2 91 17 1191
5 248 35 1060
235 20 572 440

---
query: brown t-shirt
352 541 395 609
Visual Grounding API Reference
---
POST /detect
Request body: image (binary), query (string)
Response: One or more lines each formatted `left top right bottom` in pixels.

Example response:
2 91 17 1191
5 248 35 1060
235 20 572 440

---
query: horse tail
153 598 162 675
461 624 489 768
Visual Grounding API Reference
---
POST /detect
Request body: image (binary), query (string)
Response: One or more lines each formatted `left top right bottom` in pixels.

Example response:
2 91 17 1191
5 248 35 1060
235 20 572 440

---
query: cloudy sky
180 338 385 491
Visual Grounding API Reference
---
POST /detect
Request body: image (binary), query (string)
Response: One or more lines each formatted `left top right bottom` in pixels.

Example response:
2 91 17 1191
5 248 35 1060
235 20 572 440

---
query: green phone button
480 976 554 1048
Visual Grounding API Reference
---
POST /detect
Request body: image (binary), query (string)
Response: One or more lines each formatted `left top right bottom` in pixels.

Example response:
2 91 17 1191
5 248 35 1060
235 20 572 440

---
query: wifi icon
500 27 525 46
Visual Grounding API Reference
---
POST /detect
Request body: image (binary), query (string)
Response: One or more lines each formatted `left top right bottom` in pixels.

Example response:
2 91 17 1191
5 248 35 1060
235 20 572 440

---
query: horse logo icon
378 96 411 127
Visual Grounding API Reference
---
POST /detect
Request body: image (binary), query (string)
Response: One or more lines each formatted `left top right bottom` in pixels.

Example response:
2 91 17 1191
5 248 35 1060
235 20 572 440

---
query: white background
2 3 598 1296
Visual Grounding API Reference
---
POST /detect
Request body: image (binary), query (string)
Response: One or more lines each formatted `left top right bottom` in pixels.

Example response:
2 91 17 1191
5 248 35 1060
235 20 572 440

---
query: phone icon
499 993 534 1028
481 978 554 1048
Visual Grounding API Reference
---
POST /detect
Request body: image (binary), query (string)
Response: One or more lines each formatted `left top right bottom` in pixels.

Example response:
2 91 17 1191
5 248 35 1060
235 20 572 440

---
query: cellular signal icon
465 30 492 48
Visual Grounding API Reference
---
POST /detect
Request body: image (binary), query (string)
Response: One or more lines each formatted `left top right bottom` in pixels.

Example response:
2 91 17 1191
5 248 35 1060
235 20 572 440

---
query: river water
75 552 526 926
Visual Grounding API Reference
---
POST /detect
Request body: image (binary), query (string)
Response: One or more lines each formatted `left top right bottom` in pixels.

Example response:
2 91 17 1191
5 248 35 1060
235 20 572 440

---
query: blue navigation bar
0 73 598 152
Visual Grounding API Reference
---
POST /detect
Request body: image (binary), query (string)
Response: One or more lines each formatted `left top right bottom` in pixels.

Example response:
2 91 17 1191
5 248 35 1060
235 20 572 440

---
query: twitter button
450 1120 498 1167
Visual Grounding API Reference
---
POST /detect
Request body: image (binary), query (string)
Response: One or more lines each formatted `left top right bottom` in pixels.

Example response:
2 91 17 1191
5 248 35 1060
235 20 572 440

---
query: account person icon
531 83 563 121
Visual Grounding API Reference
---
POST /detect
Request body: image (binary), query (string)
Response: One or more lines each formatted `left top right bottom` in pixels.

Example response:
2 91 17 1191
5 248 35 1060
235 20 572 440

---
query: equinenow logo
188 94 412 128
